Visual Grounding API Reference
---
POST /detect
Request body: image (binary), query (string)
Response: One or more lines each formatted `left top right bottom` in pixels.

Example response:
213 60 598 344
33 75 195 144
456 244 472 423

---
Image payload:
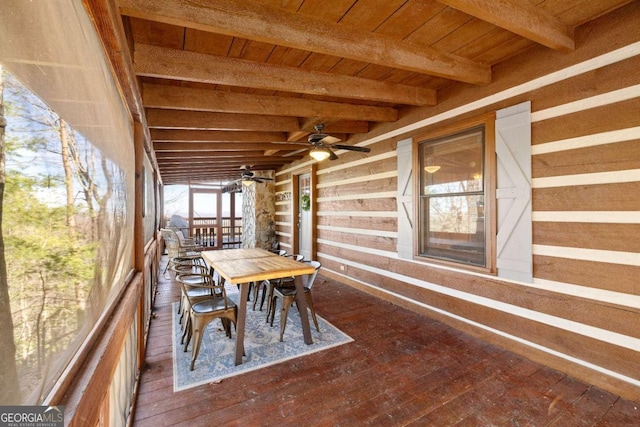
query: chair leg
220 318 232 338
264 281 276 321
252 281 266 311
278 296 295 342
268 293 277 326
306 292 320 332
222 314 236 338
252 282 259 310
183 314 193 352
188 311 237 370
189 316 208 371
258 282 267 311
178 295 187 325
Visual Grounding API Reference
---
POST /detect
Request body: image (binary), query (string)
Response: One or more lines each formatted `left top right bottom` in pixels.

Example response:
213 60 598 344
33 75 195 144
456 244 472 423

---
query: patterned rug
172 286 353 391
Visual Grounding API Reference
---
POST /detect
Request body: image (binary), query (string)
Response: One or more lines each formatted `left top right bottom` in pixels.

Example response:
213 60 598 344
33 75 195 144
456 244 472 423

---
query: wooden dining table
200 248 317 365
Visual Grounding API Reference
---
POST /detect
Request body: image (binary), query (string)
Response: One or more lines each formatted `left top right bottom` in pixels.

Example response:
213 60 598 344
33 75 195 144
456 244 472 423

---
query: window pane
420 195 486 266
418 125 486 267
420 128 484 195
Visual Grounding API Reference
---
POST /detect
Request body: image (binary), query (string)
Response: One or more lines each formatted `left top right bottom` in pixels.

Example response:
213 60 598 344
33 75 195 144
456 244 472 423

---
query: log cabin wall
276 3 640 401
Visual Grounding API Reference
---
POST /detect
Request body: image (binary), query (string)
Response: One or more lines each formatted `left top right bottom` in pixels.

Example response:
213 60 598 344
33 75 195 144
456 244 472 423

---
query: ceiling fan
236 166 274 183
223 166 273 193
284 124 371 161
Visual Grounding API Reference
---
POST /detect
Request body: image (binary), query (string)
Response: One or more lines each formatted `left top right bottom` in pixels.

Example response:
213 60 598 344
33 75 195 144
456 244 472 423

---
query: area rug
172 287 353 391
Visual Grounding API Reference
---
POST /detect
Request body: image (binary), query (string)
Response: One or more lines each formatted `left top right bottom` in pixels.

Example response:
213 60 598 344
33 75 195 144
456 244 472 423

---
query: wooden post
133 121 146 377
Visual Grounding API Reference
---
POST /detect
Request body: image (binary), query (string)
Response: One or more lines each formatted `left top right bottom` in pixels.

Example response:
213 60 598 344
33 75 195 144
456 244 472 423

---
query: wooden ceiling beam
146 110 299 131
158 161 297 170
304 121 368 134
157 156 284 162
158 165 286 172
120 0 490 84
137 47 435 106
163 170 276 178
439 0 574 52
158 166 294 173
162 176 269 184
160 169 282 176
153 142 306 151
150 129 290 143
161 166 281 174
143 83 399 121
156 150 266 156
156 151 293 160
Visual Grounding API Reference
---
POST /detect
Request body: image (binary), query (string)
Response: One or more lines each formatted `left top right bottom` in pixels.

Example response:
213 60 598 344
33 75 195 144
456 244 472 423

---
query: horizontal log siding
342 263 640 378
534 256 639 295
276 3 640 400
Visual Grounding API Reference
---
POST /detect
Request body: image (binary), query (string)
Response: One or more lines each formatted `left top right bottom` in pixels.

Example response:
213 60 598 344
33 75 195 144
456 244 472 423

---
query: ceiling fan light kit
309 147 331 161
304 124 371 161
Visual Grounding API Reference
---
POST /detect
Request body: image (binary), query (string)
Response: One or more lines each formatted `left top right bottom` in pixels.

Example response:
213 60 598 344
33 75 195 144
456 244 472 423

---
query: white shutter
495 102 533 282
397 138 413 259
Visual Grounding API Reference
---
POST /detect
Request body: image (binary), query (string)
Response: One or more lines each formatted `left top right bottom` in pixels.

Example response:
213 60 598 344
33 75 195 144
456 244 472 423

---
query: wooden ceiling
112 0 631 184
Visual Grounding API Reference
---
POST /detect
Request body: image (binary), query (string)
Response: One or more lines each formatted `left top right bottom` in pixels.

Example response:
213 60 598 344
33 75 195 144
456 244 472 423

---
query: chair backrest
160 228 181 258
175 230 189 244
286 254 304 261
169 261 207 276
176 272 229 307
302 260 321 290
161 228 178 242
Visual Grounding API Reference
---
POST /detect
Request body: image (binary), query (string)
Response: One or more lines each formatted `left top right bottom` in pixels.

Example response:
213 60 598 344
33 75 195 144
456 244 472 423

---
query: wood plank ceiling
115 0 632 184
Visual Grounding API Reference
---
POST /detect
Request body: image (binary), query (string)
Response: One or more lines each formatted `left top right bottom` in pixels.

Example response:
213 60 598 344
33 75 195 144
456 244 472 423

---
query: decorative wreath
300 194 311 211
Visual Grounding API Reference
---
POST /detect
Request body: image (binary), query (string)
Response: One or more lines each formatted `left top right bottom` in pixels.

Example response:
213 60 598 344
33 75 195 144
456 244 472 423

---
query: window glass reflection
418 127 486 266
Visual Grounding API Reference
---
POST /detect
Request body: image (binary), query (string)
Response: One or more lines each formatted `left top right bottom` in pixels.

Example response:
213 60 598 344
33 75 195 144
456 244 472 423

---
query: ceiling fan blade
332 144 371 153
223 183 242 193
320 135 341 144
283 148 310 157
329 148 339 161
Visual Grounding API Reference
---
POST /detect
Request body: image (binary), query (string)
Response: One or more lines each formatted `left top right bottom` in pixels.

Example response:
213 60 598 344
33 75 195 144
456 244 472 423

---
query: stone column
241 170 277 249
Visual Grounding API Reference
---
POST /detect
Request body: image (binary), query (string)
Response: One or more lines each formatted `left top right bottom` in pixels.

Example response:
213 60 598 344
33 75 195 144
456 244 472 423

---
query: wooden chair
268 260 321 342
177 272 238 371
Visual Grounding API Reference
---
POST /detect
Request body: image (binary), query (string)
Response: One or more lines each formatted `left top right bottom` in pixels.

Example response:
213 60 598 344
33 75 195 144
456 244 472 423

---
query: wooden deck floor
133 259 638 426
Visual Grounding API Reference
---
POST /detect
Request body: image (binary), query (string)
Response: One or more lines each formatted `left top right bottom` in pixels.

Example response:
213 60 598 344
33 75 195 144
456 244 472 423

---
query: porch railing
190 216 242 248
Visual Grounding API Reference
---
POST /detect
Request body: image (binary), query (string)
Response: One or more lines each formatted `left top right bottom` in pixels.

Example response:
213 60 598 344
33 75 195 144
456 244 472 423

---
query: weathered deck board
132 257 638 426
